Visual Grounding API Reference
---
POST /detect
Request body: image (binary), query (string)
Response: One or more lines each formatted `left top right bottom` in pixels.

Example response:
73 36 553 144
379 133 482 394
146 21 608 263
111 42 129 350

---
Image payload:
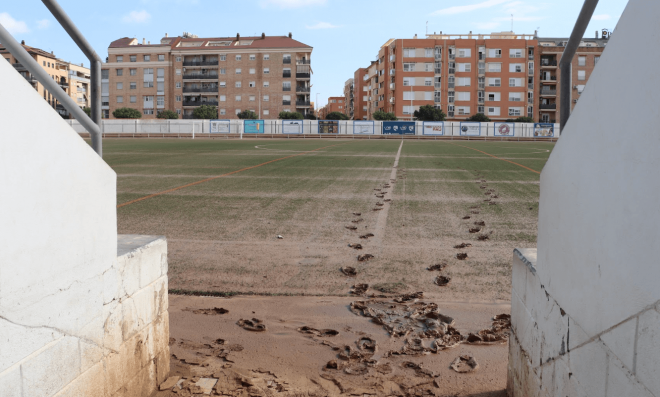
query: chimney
165 33 168 37
262 32 266 39
237 33 240 41
142 38 146 45
596 30 599 39
414 34 418 39
21 40 25 45
289 32 292 38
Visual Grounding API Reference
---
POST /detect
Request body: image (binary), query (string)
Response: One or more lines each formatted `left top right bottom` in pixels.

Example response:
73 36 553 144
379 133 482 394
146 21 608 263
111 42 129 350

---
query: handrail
41 0 103 156
0 22 102 156
559 0 599 134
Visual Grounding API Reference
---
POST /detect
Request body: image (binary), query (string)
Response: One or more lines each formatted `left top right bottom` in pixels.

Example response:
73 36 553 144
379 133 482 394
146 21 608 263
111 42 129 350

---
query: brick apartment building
343 78 354 118
318 96 345 119
347 32 607 122
103 33 313 119
1 41 91 117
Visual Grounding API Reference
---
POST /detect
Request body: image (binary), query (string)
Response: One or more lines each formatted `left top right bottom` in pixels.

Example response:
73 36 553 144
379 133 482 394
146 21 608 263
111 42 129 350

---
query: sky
2 0 627 107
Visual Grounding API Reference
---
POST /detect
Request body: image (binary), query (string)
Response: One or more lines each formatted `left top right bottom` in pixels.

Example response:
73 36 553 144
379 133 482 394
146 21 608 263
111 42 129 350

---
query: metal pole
559 0 599 133
41 0 104 156
0 22 102 155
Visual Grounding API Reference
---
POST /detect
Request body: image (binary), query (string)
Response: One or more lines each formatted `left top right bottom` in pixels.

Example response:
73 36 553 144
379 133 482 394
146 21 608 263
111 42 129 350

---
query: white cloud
0 12 30 34
36 19 50 29
306 22 340 30
474 21 501 30
122 10 151 23
260 0 326 8
592 14 611 20
431 0 510 16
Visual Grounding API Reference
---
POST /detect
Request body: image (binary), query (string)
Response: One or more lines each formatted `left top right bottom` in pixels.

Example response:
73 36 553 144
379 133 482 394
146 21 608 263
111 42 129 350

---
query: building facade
318 96 345 119
104 33 313 119
352 67 369 120
343 78 354 119
1 41 91 117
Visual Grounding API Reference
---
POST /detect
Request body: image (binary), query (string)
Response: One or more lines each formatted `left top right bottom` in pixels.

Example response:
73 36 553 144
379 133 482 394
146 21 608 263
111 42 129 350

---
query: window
236 95 242 101
478 105 485 114
403 48 415 57
283 54 291 64
176 82 181 88
595 56 600 65
130 55 136 62
144 81 154 88
425 48 434 57
448 91 455 103
130 95 137 103
478 76 485 89
130 68 137 76
219 95 226 102
509 49 523 58
403 63 416 72
509 78 523 87
509 63 523 73
235 109 242 115
403 77 415 86
458 63 471 72
157 96 165 107
283 95 291 104
144 55 150 62
249 54 256 60
263 95 269 102
157 68 164 78
157 82 164 92
448 75 455 88
263 81 270 87
509 92 522 102
220 81 226 87
235 81 242 87
249 68 256 74
143 109 154 115
102 110 109 119
263 109 270 115
117 96 124 103
578 56 586 66
448 105 455 117
176 57 181 62
249 81 256 87
176 95 181 102
424 92 433 101
457 92 471 101
220 109 226 115
487 107 500 116
116 69 123 76
264 67 270 74
283 81 292 91
488 63 501 72
236 55 242 61
457 106 470 115
488 78 501 87
117 56 124 63
403 91 414 100
488 49 502 58
116 82 123 90
102 70 110 79
176 69 181 75
236 68 242 74
457 49 471 58
578 70 586 80
457 77 471 86
249 95 256 102
130 82 137 89
263 54 270 60
576 85 586 94
424 63 433 72
425 78 433 86
448 62 456 73
220 68 226 75
220 55 227 61
158 55 165 61
508 107 522 116
402 106 415 115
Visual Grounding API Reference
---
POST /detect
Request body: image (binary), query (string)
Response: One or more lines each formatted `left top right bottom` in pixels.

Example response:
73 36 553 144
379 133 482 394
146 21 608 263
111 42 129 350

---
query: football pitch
107 138 554 301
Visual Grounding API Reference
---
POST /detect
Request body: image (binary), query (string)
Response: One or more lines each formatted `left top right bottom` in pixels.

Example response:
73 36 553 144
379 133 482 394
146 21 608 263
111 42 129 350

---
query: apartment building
1 41 91 117
343 78 354 118
104 33 313 119
352 67 369 120
319 96 345 119
536 36 607 123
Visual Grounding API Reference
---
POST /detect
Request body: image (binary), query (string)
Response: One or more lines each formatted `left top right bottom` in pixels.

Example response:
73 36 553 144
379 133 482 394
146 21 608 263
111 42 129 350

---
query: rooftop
109 34 312 51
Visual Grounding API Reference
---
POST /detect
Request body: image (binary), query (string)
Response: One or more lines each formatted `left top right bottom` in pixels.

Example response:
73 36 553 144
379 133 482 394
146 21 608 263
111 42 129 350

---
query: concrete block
139 241 167 289
154 348 171 386
117 254 141 298
512 252 529 303
21 336 81 397
153 276 169 320
160 252 168 278
606 352 653 397
539 360 555 396
568 316 591 352
635 309 660 395
103 266 121 305
0 364 23 397
104 325 153 395
600 317 636 371
0 318 62 373
103 300 123 353
511 289 534 356
80 339 104 374
153 310 170 356
123 360 157 397
53 361 105 397
554 355 587 397
121 284 155 341
566 339 608 397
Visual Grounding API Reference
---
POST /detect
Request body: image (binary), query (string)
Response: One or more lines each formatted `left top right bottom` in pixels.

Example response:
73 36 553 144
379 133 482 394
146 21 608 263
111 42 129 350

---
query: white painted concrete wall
509 1 660 395
0 59 168 396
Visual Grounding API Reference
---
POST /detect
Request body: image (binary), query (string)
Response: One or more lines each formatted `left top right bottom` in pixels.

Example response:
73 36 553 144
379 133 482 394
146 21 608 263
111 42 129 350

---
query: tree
413 105 446 121
465 113 491 122
112 107 142 119
237 110 258 120
325 111 349 120
510 116 534 123
82 107 91 117
278 111 304 120
157 110 179 119
192 105 218 119
372 111 397 121
305 111 318 120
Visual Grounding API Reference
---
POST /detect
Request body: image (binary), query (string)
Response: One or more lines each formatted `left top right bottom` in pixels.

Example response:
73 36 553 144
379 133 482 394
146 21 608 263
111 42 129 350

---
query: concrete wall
508 1 660 395
0 57 168 396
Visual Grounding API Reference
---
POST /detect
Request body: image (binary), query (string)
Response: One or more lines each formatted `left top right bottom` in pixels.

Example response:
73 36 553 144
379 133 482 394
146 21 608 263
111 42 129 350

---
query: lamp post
316 93 320 119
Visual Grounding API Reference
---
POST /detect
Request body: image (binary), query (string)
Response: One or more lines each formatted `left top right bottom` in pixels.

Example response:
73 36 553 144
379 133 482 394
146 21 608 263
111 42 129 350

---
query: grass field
107 138 554 301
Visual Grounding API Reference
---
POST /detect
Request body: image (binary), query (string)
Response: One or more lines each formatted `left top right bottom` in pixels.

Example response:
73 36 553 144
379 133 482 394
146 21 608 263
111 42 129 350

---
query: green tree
112 107 142 119
325 111 349 120
237 110 258 120
157 110 179 119
192 105 218 119
413 105 446 121
465 113 491 122
372 111 397 121
278 111 304 120
512 116 535 123
305 111 318 120
82 107 91 117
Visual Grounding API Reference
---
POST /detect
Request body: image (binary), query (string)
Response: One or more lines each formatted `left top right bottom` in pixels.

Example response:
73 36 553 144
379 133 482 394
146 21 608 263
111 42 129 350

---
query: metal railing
296 73 311 79
183 87 219 93
183 101 218 107
540 103 557 110
296 101 311 106
182 74 218 80
183 60 219 67
541 89 557 96
541 60 558 67
296 87 310 93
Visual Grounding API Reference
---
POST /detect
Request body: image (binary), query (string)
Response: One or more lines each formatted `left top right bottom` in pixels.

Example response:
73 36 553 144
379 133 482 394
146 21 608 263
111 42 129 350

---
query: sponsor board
244 120 265 133
460 122 481 136
282 120 303 134
210 120 231 133
534 123 555 137
422 122 445 136
494 122 515 137
318 120 339 134
383 121 416 135
353 121 375 134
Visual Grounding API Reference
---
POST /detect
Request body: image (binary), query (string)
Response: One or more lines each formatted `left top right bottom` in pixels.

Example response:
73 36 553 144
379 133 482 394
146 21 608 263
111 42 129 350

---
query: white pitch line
370 140 404 249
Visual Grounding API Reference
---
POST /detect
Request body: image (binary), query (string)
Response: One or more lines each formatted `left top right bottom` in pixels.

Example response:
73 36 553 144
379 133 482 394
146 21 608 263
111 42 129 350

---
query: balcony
296 72 311 79
283 71 292 78
21 75 38 85
540 75 557 82
183 86 219 93
296 86 310 93
12 63 27 71
296 101 311 107
59 82 69 89
540 89 557 96
183 60 219 67
528 83 535 89
183 73 218 80
541 59 558 67
183 100 218 107
296 60 311 65
540 103 557 110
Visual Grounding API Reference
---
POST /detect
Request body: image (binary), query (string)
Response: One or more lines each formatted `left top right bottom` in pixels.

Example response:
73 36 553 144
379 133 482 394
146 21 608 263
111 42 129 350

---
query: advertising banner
353 121 375 134
459 122 481 136
210 120 231 133
282 120 303 134
318 120 339 134
422 122 445 136
494 122 515 137
534 123 555 137
383 121 416 135
244 120 265 133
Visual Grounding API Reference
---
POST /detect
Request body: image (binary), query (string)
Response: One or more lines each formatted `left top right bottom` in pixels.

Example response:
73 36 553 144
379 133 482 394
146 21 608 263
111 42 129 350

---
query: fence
67 119 560 140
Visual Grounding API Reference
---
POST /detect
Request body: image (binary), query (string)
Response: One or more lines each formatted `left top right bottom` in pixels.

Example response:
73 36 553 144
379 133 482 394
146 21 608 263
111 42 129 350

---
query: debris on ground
185 307 228 315
341 267 357 277
469 228 481 234
351 218 364 224
462 216 471 220
357 254 374 262
277 235 284 239
427 263 447 272
359 233 375 239
456 253 468 260
393 292 424 303
434 276 451 287
236 318 267 332
373 208 383 212
297 326 339 337
474 221 486 227
357 337 377 353
159 376 181 391
471 210 480 214
450 355 479 373
478 233 491 241
454 243 472 249
345 226 358 231
353 212 362 216
350 284 369 295
375 203 384 207
348 243 363 250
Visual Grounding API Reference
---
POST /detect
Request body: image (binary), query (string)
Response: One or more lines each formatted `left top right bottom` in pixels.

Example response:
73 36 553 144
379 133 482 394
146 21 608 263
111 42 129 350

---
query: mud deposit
154 295 510 397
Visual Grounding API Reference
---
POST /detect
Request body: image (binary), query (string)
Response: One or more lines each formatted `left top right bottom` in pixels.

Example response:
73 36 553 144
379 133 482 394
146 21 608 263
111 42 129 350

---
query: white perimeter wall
509 0 660 396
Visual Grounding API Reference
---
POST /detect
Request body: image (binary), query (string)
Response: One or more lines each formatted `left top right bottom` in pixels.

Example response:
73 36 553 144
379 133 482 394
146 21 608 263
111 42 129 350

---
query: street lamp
316 92 320 118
